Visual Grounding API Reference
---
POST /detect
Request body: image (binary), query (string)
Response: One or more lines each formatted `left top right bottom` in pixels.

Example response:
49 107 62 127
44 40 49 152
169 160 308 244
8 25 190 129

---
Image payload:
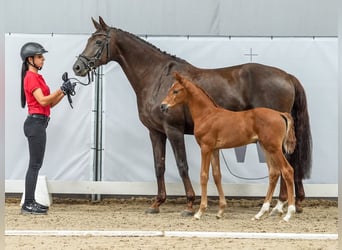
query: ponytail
21 61 28 108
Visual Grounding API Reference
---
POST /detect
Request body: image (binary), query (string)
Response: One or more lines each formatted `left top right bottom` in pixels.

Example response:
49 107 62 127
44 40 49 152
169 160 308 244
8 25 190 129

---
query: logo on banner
233 143 265 163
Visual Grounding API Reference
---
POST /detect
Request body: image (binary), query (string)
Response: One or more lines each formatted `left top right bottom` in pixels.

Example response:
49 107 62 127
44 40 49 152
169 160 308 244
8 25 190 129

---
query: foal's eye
95 40 102 45
173 90 179 94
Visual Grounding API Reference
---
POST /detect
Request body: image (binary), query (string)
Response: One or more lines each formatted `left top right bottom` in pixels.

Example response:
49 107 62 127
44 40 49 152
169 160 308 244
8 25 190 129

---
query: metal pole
338 3 342 245
92 66 103 202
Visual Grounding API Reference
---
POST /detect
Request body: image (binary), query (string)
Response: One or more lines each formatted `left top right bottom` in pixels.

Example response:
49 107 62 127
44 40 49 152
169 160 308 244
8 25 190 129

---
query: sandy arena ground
5 196 338 250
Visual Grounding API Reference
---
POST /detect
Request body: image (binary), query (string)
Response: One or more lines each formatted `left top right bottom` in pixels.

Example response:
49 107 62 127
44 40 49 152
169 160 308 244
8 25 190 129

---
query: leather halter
76 30 111 82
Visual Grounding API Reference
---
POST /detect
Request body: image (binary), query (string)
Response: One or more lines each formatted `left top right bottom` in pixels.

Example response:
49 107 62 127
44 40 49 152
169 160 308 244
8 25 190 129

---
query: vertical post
338 0 342 245
92 66 103 202
0 0 5 245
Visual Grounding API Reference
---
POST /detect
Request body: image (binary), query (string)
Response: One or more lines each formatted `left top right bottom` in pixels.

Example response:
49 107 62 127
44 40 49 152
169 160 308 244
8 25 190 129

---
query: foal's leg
194 148 212 220
211 149 226 219
253 152 280 220
279 157 296 222
273 177 288 216
268 153 296 222
278 158 305 213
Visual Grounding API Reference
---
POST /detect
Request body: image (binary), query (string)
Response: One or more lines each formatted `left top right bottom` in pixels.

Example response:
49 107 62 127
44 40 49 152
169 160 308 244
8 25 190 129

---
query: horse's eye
95 40 102 45
173 90 179 94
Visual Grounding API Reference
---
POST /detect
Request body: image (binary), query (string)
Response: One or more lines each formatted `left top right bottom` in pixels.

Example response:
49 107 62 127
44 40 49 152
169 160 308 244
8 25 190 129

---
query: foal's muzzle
160 103 169 113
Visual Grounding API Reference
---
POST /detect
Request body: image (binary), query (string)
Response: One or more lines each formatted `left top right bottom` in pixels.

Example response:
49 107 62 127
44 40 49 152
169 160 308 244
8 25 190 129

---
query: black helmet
20 42 48 61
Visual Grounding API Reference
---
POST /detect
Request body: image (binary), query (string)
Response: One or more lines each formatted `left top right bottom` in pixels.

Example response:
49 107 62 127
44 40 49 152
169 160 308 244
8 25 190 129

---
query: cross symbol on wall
244 48 259 62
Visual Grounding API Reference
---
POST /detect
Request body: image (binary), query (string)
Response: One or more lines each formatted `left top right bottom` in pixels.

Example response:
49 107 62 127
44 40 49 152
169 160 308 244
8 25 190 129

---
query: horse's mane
111 27 188 64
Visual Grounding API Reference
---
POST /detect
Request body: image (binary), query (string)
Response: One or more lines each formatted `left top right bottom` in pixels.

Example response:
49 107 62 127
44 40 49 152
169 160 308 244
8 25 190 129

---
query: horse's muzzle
73 63 86 76
73 58 90 77
160 103 169 113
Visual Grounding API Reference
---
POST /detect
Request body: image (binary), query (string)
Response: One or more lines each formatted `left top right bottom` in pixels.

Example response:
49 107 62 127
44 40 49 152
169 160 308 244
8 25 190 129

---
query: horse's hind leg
211 149 226 219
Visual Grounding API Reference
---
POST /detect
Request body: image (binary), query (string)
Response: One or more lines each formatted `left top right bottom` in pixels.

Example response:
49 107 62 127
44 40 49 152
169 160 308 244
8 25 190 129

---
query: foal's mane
183 78 220 108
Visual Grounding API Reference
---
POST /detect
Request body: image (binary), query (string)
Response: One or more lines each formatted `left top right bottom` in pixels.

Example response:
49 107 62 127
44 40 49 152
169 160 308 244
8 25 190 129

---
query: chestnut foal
161 72 296 222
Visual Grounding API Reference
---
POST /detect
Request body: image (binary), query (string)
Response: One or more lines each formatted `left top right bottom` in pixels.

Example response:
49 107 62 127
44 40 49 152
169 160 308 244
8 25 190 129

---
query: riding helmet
20 42 48 61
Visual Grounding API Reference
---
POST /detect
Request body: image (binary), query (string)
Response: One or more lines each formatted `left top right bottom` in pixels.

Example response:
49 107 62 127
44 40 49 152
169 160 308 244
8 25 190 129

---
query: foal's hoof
194 213 201 220
181 209 194 217
145 207 160 214
216 214 222 219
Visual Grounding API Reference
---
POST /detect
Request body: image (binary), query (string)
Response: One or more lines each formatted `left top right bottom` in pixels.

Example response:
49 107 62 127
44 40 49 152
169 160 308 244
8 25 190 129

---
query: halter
76 30 111 85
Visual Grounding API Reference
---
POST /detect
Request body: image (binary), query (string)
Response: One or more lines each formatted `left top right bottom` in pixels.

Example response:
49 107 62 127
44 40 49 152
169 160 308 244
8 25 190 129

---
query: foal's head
160 72 188 112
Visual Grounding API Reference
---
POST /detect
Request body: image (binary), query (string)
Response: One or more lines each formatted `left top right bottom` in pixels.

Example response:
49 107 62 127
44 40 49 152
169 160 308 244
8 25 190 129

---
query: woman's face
28 54 45 69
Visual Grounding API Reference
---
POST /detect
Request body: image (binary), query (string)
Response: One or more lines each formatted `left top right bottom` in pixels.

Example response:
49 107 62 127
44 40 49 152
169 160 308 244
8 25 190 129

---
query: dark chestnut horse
161 72 296 221
73 17 312 215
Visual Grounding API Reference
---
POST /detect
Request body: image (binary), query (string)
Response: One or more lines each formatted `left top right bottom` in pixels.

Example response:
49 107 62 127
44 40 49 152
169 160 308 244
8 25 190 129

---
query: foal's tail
281 112 296 154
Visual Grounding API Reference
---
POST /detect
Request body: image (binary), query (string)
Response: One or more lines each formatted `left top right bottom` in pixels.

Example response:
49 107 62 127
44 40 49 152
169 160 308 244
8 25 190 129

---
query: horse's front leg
211 149 226 219
167 129 195 216
194 148 212 219
145 130 167 214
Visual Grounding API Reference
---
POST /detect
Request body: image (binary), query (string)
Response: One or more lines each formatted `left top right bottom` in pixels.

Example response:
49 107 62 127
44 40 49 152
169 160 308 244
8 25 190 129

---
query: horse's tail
281 112 296 154
288 75 312 180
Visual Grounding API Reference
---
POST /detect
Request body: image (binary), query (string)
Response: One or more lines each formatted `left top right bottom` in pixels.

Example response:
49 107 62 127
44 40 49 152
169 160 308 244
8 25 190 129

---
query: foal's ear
173 72 183 83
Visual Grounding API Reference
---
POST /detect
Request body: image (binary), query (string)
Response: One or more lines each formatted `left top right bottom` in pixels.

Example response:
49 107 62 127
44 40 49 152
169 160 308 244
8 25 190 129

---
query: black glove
60 80 76 96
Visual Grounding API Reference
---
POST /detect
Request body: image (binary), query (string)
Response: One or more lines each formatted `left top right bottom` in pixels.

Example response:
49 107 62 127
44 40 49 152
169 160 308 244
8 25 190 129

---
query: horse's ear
99 16 110 31
92 17 101 30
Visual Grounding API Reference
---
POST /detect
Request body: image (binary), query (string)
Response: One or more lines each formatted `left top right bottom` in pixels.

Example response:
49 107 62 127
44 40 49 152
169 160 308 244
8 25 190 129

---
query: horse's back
190 63 296 112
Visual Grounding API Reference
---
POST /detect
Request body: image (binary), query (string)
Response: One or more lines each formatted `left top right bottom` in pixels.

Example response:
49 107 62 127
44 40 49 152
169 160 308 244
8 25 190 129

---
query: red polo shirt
24 71 51 116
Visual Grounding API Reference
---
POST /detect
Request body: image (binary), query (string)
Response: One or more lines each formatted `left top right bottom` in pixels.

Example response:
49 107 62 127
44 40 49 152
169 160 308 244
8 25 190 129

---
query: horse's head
160 72 188 112
73 16 112 77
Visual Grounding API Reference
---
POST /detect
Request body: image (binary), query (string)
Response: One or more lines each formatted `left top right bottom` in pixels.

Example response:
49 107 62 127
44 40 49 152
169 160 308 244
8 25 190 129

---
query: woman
20 42 73 215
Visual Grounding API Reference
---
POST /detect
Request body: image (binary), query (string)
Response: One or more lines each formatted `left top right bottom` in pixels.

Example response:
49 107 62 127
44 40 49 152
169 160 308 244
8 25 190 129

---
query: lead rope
63 70 96 108
220 150 268 180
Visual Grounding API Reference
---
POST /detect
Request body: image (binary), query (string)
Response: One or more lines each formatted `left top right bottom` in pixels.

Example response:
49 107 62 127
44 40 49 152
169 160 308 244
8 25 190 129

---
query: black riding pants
23 116 49 204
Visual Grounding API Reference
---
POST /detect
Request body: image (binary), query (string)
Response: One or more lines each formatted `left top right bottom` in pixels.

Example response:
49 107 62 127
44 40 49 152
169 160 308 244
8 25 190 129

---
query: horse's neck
185 82 217 120
113 29 174 93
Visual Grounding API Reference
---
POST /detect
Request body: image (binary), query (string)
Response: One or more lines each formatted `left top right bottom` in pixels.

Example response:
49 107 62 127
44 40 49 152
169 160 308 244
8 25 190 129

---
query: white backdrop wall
5 34 338 191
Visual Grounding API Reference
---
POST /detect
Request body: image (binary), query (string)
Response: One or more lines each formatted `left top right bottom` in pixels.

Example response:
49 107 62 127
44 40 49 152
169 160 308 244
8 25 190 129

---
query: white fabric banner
5 34 94 181
5 34 338 187
101 36 338 185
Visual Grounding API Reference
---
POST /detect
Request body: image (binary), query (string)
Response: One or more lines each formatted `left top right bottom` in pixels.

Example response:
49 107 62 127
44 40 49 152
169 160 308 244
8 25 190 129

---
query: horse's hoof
145 207 160 214
181 209 194 217
295 205 303 213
